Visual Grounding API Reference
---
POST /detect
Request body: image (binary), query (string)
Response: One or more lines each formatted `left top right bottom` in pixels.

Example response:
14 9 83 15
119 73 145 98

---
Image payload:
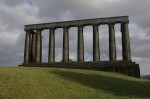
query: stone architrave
77 26 84 62
121 22 131 60
93 24 100 62
63 27 69 62
24 30 31 63
109 23 116 61
48 28 55 63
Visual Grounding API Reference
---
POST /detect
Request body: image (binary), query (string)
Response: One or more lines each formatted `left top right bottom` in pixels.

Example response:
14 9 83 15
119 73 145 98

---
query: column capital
25 30 31 36
108 23 115 26
49 27 56 30
92 24 99 26
62 26 70 29
121 22 129 24
121 22 129 32
30 30 36 34
36 29 43 32
77 25 85 28
24 30 31 33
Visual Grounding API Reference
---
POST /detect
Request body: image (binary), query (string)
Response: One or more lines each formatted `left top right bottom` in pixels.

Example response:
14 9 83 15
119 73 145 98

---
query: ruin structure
20 16 140 78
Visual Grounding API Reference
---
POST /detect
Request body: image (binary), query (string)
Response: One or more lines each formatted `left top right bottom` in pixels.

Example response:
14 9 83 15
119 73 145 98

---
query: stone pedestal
20 61 140 78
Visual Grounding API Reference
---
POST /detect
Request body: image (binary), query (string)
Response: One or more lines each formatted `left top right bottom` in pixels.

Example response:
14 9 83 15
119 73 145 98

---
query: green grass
0 67 150 99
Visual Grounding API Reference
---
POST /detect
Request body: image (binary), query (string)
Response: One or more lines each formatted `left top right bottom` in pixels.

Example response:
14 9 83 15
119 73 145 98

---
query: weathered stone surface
63 27 69 62
93 24 100 61
21 16 140 78
25 16 129 30
20 61 140 78
48 28 55 63
30 31 36 63
121 22 131 60
77 26 84 62
35 30 42 63
24 30 31 63
109 24 116 61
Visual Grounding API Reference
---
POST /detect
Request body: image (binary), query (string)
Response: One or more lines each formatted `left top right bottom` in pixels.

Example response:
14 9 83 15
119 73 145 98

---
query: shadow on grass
51 70 150 98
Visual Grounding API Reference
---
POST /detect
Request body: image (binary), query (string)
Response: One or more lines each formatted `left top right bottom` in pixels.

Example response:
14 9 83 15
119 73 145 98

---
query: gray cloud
0 0 150 68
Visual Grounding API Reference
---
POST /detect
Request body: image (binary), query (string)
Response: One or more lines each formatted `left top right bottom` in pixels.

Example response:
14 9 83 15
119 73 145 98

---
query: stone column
35 29 42 63
121 22 131 60
109 23 116 61
48 28 55 63
31 31 36 63
24 30 31 63
63 27 69 62
93 24 100 62
40 31 42 62
77 26 84 62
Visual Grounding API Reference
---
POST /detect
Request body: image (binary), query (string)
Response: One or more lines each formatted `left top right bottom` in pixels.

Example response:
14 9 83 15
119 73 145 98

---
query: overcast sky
0 0 150 72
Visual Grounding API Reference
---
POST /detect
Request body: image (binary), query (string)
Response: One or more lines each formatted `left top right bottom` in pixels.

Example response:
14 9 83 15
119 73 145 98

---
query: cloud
0 1 45 65
0 0 150 68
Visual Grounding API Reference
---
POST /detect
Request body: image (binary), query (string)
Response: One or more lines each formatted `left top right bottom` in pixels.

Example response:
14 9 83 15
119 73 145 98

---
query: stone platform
20 61 140 78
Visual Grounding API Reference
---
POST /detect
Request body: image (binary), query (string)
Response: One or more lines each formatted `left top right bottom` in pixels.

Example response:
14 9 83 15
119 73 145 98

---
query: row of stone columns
24 30 42 63
24 22 131 63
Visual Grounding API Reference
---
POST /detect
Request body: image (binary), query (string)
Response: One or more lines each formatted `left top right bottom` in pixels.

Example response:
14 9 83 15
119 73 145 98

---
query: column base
19 60 140 78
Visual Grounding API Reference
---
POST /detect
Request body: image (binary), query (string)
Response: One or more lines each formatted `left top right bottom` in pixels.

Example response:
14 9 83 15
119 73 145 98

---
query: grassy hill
0 67 150 99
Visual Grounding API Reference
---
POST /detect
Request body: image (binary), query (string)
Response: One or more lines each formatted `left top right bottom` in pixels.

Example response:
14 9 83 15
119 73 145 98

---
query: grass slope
0 67 150 99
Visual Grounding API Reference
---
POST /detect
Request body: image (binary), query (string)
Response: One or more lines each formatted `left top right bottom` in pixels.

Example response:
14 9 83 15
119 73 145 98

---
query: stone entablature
25 16 129 30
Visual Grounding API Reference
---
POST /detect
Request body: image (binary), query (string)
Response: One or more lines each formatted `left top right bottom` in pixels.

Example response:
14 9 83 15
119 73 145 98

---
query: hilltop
0 67 150 99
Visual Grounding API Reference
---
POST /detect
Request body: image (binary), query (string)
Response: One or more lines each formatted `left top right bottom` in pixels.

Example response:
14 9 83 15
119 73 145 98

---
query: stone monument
19 16 140 78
